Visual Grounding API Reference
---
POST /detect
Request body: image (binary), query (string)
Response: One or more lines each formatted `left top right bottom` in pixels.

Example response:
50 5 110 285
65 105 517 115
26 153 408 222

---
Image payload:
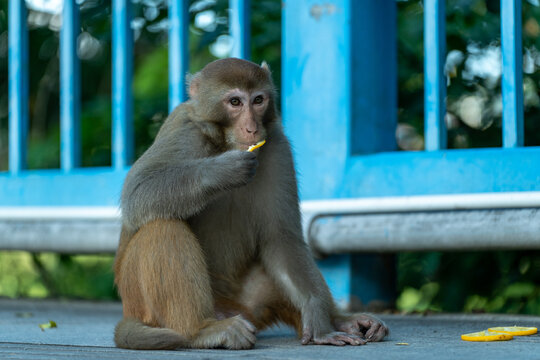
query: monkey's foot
192 315 257 350
334 313 389 342
302 331 366 346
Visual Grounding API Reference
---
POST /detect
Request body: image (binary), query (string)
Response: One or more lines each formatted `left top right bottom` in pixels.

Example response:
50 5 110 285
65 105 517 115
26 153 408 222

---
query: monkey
113 58 389 350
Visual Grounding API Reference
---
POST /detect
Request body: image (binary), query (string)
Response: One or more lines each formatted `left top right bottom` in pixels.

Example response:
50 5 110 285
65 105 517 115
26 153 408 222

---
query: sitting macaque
113 58 389 350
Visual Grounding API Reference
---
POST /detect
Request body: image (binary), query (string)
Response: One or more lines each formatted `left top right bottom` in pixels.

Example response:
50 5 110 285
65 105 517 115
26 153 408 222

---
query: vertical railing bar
168 0 189 112
229 0 251 60
8 1 29 174
60 0 81 171
501 0 524 148
112 0 134 169
424 0 447 151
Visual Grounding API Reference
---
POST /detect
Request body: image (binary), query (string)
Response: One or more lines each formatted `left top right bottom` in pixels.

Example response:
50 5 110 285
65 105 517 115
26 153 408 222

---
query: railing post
501 0 524 148
424 0 447 151
112 0 134 169
229 0 251 60
60 0 81 171
8 0 29 174
168 0 189 112
350 0 397 155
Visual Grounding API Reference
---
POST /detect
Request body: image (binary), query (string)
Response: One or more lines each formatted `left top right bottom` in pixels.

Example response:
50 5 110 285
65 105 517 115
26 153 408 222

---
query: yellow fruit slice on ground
461 330 513 342
487 326 538 336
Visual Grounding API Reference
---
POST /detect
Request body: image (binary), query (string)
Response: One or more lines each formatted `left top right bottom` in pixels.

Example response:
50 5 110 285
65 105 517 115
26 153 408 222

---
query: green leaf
38 320 57 331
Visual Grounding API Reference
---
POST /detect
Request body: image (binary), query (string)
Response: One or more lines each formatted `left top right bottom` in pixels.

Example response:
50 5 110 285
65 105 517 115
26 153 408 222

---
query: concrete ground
0 299 539 359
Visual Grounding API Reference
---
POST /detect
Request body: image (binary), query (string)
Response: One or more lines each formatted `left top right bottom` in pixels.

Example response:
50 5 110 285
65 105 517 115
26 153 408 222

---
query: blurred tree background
0 0 539 313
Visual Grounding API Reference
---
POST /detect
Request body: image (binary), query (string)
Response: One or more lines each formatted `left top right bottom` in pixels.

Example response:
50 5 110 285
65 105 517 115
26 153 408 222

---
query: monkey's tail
114 318 190 350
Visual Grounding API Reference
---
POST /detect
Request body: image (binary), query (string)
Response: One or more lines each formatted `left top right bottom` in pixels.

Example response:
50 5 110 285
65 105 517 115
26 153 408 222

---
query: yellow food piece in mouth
247 140 266 152
461 330 513 342
487 326 537 336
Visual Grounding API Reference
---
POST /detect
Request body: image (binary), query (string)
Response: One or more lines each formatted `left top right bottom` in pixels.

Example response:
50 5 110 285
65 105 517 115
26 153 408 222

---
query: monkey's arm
121 122 257 231
259 207 345 344
259 189 388 344
256 135 385 345
254 138 344 343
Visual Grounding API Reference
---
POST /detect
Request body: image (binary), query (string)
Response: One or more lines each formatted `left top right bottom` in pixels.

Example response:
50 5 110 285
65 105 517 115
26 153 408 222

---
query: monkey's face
222 88 269 151
188 58 278 151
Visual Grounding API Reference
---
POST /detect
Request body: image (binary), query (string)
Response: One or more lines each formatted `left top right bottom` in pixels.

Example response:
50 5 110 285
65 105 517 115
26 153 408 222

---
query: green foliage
398 0 540 150
0 252 48 298
396 251 540 315
397 283 441 313
133 46 169 100
80 97 112 167
0 252 117 300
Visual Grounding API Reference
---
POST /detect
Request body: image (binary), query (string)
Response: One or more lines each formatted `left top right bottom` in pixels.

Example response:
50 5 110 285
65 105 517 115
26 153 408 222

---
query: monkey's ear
261 61 271 74
186 73 200 99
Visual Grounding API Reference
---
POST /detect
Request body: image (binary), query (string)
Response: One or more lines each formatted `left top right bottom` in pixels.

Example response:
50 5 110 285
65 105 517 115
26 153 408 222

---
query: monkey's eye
229 97 241 106
253 95 264 105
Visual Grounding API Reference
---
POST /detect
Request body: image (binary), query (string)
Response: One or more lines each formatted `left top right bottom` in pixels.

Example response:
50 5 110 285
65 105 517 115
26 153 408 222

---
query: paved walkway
1 299 539 359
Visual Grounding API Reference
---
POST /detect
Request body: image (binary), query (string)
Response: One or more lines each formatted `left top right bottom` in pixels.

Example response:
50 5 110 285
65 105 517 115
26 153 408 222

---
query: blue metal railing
2 0 252 206
6 0 251 176
168 0 189 112
3 0 538 207
112 0 134 169
60 0 81 171
423 0 447 151
424 0 524 151
283 0 539 201
501 0 524 148
230 0 251 60
2 0 537 309
8 0 28 175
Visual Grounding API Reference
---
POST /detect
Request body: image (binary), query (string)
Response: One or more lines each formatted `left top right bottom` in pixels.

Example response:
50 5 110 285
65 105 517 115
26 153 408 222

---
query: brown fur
114 58 389 350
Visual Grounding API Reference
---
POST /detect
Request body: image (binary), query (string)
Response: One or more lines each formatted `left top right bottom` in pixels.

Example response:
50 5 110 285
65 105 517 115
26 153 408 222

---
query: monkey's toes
222 315 257 350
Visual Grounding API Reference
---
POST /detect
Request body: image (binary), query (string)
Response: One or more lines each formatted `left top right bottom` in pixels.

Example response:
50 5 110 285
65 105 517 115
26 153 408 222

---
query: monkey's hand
333 313 389 342
302 329 366 346
300 305 366 346
215 150 258 188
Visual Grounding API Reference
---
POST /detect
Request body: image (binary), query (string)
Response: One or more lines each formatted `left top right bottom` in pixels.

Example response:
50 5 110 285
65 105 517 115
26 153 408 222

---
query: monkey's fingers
311 332 366 346
350 314 379 329
336 313 388 341
237 319 257 344
336 321 365 336
365 322 389 342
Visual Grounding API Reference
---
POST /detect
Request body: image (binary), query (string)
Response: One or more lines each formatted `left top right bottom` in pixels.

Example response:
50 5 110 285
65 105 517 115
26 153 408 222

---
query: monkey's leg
218 266 377 346
114 219 256 350
260 237 378 346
